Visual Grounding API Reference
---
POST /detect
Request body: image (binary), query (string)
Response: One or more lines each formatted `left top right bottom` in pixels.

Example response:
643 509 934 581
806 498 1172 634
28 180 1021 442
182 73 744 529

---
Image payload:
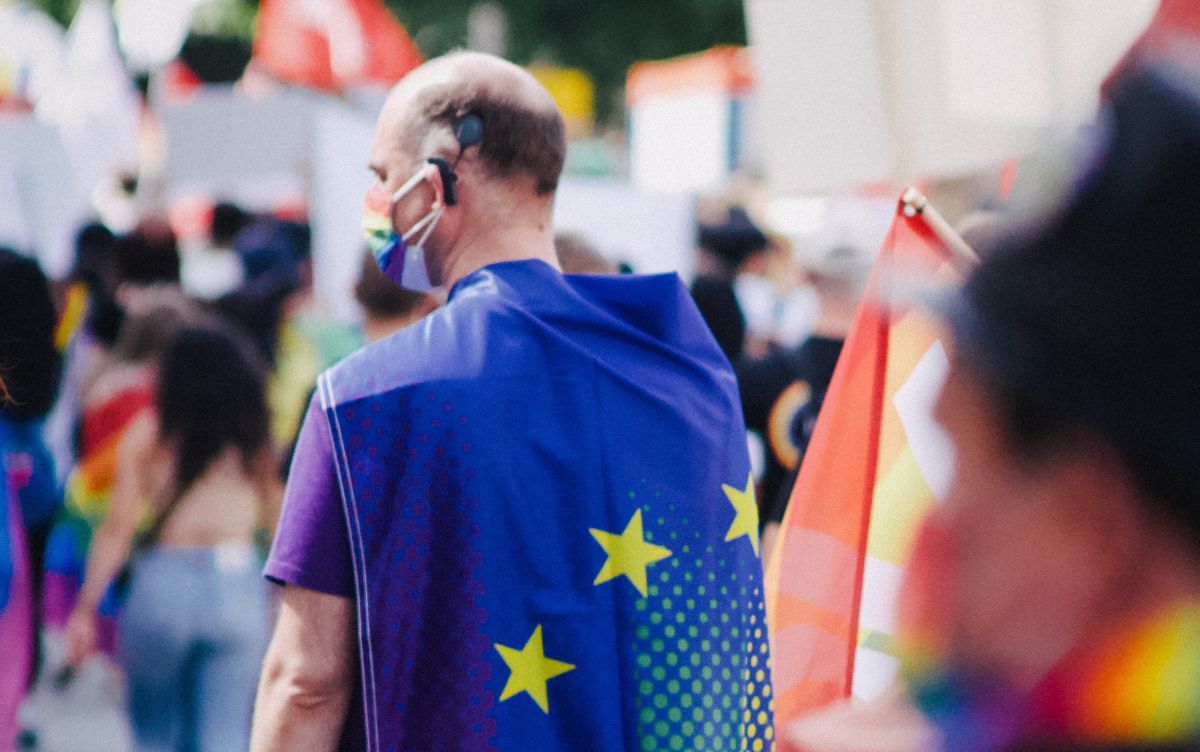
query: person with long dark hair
66 325 279 751
0 248 62 752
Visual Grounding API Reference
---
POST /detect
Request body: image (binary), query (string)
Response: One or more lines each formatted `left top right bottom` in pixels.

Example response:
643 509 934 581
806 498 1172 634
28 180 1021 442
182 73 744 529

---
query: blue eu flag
320 260 774 750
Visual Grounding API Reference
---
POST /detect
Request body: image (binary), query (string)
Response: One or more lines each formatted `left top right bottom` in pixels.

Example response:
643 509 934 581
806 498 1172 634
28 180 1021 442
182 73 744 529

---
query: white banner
0 116 87 277
745 0 1158 193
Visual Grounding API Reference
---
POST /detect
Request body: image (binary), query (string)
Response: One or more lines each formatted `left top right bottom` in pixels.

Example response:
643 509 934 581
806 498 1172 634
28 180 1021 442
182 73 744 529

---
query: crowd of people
0 195 444 748
0 41 1198 752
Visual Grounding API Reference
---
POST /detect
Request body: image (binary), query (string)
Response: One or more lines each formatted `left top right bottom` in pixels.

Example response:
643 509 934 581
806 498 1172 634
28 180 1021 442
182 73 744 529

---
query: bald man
252 53 773 751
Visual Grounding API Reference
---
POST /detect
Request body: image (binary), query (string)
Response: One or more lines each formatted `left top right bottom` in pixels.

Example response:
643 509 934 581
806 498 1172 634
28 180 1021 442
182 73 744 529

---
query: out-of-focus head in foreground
917 58 1200 747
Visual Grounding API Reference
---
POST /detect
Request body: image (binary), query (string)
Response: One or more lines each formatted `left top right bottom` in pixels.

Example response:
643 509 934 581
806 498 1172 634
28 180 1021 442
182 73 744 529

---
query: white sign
554 177 696 280
0 116 87 277
745 0 1158 193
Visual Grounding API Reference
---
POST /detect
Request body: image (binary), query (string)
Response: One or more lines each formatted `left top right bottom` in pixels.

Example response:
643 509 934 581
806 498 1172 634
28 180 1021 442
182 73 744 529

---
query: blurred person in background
353 249 439 344
0 249 61 752
735 234 819 358
277 251 438 482
784 62 1200 752
112 218 182 291
42 289 198 651
690 206 770 363
66 325 278 752
181 201 249 301
43 222 121 488
213 218 360 449
554 231 619 275
71 218 185 409
212 218 303 368
743 243 869 561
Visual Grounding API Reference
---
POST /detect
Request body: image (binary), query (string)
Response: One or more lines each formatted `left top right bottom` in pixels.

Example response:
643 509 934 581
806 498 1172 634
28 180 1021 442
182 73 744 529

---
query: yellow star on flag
589 509 672 597
494 625 575 713
723 473 760 557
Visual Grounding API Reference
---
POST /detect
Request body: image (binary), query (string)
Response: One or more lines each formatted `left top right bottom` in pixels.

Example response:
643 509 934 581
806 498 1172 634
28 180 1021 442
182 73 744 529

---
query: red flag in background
1102 0 1200 97
764 198 960 727
253 0 423 91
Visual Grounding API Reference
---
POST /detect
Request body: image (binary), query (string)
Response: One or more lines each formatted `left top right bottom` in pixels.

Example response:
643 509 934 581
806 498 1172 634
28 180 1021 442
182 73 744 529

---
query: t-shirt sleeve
264 395 355 598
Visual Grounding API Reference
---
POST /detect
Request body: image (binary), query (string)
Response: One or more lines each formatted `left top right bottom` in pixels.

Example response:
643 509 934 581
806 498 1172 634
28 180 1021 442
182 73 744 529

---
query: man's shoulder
321 289 516 405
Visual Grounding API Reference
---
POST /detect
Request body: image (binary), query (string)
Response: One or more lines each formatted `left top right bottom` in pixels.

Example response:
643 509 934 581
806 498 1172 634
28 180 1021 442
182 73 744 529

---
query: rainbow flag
764 198 959 725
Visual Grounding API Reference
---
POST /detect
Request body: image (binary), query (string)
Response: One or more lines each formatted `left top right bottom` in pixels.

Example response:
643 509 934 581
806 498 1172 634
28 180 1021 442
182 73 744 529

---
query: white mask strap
390 165 431 203
402 206 441 244
406 207 442 248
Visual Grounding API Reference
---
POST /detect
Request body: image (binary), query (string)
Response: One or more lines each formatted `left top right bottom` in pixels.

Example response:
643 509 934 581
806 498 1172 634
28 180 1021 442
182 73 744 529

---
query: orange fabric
253 0 424 91
764 201 951 725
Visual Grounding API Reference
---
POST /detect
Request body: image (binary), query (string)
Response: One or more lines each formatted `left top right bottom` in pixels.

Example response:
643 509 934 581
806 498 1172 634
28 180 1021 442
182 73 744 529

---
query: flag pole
901 188 980 269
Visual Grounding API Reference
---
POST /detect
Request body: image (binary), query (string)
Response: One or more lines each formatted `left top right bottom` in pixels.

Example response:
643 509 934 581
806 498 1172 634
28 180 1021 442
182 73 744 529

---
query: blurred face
929 358 1125 687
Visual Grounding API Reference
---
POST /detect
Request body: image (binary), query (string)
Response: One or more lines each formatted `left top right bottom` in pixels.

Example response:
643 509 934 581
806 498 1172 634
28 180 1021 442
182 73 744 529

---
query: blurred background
0 0 1181 750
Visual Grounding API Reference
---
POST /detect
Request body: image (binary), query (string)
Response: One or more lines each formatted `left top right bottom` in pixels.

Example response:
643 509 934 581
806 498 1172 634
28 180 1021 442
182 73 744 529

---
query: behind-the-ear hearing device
454 114 484 151
423 114 484 207
427 157 458 206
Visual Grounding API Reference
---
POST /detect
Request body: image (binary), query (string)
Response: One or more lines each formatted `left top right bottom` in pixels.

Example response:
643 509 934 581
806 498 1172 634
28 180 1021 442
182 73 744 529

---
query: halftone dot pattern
334 389 497 750
630 486 775 751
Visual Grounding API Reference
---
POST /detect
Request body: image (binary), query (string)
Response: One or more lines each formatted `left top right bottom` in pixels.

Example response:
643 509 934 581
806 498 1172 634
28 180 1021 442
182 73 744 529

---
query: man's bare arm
251 585 356 752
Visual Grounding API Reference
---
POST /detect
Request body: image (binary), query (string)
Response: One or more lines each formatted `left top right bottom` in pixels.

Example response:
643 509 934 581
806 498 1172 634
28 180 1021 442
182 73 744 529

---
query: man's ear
425 158 456 208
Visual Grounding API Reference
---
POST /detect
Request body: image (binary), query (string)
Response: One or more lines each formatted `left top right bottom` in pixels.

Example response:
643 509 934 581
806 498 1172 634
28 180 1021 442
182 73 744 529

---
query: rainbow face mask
363 165 443 292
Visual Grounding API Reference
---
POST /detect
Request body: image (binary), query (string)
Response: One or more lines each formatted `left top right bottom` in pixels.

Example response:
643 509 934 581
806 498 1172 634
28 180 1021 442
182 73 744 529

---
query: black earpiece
424 115 482 207
427 157 459 206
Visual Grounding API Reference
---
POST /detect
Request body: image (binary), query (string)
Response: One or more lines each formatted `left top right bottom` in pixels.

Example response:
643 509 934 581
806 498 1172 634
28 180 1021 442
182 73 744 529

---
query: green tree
389 0 747 123
25 0 747 124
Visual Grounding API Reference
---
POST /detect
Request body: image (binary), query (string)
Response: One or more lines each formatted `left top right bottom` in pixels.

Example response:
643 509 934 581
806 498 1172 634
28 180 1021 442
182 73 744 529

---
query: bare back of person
126 412 272 550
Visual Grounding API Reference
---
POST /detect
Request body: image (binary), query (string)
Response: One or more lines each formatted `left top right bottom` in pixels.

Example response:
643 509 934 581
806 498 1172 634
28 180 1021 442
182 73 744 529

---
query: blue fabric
319 260 774 751
0 417 57 612
6 420 60 529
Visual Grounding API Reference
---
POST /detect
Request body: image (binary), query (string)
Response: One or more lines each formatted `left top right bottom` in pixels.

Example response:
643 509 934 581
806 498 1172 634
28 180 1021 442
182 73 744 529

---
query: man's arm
251 585 356 752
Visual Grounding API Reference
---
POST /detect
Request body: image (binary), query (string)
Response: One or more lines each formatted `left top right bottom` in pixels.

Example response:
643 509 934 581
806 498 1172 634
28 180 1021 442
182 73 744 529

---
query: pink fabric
0 490 31 751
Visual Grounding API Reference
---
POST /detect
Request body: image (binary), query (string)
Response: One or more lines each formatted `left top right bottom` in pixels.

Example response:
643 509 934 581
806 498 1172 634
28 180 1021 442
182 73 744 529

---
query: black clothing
736 336 843 524
691 276 746 363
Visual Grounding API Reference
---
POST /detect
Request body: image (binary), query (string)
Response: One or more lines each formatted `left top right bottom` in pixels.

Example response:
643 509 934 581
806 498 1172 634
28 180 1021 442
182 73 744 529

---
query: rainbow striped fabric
904 598 1200 750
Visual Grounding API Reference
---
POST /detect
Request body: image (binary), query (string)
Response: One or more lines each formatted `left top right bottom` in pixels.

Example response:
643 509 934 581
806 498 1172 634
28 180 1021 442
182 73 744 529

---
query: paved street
19 635 130 752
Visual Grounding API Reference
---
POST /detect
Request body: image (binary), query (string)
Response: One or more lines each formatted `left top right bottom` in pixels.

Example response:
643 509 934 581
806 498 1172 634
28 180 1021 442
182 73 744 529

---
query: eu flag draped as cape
318 260 773 751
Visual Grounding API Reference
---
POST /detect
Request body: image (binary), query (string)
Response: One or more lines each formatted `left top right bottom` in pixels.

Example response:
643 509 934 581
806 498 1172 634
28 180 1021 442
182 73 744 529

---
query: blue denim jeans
117 544 267 752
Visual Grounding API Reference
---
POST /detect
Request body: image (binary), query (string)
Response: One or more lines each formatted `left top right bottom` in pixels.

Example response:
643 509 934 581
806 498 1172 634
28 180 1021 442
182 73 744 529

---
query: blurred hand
65 606 97 670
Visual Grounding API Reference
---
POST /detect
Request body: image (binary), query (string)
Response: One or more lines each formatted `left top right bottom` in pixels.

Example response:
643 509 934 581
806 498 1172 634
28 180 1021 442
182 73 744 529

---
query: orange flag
253 0 423 91
764 197 960 727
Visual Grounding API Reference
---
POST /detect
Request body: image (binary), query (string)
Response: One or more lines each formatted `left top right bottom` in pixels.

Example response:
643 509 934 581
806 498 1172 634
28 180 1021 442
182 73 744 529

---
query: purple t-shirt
265 397 352 597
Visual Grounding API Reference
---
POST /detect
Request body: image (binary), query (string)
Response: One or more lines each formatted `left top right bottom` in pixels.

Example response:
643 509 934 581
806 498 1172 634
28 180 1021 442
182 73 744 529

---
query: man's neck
439 215 560 290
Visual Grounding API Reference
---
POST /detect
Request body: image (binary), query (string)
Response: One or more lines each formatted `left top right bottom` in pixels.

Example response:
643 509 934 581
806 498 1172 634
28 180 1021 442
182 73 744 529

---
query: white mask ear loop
405 206 443 247
389 166 430 204
402 202 442 242
389 162 442 238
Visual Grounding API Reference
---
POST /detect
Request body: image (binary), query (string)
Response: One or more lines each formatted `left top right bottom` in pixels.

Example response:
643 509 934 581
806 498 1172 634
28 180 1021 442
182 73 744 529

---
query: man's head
367 52 567 288
928 60 1200 687
697 206 769 275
